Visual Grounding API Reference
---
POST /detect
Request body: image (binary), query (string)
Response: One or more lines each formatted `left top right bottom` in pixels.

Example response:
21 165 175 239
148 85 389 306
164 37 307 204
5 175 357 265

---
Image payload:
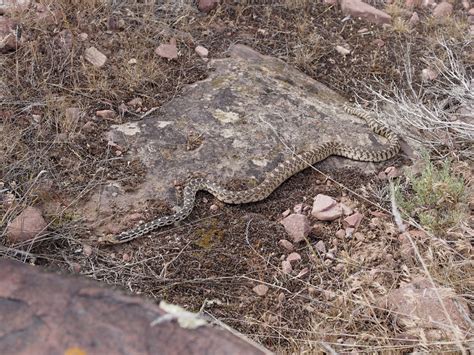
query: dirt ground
1 1 472 353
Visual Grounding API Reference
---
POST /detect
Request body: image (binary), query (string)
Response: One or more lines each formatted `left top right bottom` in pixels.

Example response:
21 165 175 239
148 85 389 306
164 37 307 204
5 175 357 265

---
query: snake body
100 105 399 244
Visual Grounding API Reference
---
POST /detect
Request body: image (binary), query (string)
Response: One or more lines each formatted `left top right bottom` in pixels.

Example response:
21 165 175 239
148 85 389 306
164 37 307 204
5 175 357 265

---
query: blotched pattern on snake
100 105 399 244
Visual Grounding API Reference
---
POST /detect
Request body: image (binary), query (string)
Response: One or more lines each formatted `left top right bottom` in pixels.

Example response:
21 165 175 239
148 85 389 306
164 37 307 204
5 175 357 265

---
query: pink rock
343 212 364 229
286 252 302 264
197 0 219 13
82 244 93 257
432 1 453 18
195 45 209 58
341 0 392 25
409 11 420 26
312 194 342 221
252 284 269 296
421 68 438 81
385 166 400 178
281 260 292 274
315 240 327 253
96 109 116 120
155 39 178 60
335 229 346 239
280 214 311 243
324 0 338 4
281 209 291 218
278 239 294 252
7 206 47 242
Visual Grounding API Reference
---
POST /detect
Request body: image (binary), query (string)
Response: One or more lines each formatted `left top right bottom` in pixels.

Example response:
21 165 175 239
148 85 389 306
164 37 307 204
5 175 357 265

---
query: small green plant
395 157 467 233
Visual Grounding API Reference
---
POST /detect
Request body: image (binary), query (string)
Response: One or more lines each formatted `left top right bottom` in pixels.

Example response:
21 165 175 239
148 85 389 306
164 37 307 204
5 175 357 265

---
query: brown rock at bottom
0 259 268 355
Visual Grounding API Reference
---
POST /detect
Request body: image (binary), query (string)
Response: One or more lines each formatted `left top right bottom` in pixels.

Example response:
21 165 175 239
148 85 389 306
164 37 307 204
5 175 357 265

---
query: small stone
432 1 453 18
209 204 219 211
281 209 291 218
128 58 137 65
96 109 116 120
326 252 335 260
280 213 311 243
334 263 345 272
0 17 20 53
84 47 107 67
82 121 96 132
385 166 400 178
315 240 327 253
340 203 353 216
82 244 93 257
281 260 292 274
312 194 342 221
421 68 438 81
64 107 81 127
372 39 385 47
343 212 364 229
405 0 422 7
253 284 269 296
278 239 294 252
409 11 420 26
7 206 47 242
195 45 209 58
127 97 142 107
197 0 219 13
335 45 351 56
340 0 392 25
345 227 355 237
155 39 178 60
286 252 302 264
278 292 285 303
335 229 346 239
78 32 88 41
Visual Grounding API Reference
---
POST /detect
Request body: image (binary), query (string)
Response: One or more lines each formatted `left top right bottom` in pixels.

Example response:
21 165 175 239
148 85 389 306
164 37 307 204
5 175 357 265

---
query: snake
99 104 400 244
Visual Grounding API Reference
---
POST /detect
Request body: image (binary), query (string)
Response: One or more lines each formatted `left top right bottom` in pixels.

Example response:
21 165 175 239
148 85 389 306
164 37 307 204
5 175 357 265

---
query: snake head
97 234 120 245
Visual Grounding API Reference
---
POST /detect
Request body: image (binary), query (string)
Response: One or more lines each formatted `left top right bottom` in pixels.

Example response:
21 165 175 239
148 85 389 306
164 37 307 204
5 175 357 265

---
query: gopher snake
99 105 399 244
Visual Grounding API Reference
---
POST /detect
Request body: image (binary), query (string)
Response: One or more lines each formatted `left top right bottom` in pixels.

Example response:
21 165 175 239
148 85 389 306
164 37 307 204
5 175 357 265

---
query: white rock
84 47 107 67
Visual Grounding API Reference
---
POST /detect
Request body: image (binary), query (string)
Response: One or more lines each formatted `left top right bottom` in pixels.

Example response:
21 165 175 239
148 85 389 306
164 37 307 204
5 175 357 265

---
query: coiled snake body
100 105 400 244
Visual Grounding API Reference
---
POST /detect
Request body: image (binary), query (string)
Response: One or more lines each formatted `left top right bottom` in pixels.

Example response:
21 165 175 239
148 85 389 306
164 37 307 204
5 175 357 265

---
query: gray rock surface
83 44 396 235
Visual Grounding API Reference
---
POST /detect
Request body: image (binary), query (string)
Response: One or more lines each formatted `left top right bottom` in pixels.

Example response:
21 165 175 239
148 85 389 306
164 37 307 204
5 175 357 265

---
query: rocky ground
1 0 473 353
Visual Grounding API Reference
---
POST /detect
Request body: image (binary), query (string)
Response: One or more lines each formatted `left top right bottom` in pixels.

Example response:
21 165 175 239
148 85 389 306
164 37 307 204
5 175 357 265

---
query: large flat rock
0 259 269 355
84 44 393 235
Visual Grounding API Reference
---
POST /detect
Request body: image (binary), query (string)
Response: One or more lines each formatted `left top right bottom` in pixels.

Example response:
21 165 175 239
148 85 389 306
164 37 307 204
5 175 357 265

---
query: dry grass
1 0 473 353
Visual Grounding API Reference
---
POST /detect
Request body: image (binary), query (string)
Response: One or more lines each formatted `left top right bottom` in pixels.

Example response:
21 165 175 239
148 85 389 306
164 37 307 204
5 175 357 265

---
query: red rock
432 2 453 18
341 0 392 25
6 206 47 242
197 0 219 13
280 213 311 243
278 239 294 252
343 212 364 229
